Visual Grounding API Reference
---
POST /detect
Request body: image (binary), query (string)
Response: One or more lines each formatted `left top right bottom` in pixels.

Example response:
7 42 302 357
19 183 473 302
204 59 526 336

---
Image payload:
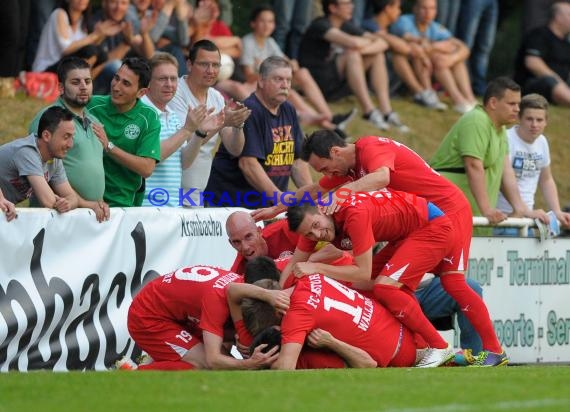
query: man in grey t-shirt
0 106 108 221
0 133 68 204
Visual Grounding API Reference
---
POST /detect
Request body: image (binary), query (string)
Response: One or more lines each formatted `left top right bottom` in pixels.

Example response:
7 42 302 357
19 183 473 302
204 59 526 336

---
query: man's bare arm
307 329 377 368
271 342 303 370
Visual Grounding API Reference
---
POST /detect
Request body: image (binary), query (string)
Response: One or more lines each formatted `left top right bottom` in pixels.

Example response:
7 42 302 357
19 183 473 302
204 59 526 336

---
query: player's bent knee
181 343 208 370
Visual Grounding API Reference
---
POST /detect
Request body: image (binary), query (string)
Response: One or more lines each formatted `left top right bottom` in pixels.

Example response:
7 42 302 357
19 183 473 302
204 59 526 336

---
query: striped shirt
141 95 184 207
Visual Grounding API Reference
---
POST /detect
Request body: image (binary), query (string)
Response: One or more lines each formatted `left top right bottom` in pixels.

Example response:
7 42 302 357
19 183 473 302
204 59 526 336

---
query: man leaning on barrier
0 106 109 222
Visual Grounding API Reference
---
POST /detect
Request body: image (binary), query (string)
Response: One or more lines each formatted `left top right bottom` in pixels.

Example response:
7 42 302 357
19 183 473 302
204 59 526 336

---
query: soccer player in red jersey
239 272 418 369
256 130 505 366
226 210 487 359
228 273 374 369
227 252 370 369
286 189 461 366
126 265 279 370
226 211 299 275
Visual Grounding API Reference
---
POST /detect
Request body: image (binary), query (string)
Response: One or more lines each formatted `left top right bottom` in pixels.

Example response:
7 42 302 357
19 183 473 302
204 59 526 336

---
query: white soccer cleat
415 347 430 364
415 344 454 368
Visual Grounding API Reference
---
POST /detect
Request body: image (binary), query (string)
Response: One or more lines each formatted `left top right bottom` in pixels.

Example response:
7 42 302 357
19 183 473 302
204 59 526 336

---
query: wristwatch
195 129 208 139
106 141 115 152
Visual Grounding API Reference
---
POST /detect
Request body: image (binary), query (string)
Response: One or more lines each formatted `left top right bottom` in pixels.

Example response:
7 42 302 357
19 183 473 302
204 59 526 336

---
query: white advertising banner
1 209 569 370
466 237 570 363
0 207 239 371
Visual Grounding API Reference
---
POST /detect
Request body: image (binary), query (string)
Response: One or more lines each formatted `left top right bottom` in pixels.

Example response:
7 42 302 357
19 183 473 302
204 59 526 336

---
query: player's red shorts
127 306 202 362
386 324 417 367
372 215 455 291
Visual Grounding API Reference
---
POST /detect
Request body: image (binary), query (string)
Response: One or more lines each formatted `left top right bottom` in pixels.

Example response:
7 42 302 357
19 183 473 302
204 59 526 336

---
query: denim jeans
455 0 499 96
25 0 57 69
436 0 461 34
416 276 483 353
1 0 30 76
493 227 534 237
272 0 312 60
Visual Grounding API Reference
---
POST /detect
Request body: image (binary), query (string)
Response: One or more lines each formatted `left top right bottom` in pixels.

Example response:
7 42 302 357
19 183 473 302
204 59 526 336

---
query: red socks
373 283 448 349
439 273 502 353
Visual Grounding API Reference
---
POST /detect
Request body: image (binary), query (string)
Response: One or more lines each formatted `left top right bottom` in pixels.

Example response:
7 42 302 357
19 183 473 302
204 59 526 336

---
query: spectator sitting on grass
362 0 448 111
241 4 357 133
298 0 410 133
514 1 570 107
32 0 120 75
390 0 478 114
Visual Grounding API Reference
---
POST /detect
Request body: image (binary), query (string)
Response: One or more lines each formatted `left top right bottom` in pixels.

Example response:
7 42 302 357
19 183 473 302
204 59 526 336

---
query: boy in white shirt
496 93 570 234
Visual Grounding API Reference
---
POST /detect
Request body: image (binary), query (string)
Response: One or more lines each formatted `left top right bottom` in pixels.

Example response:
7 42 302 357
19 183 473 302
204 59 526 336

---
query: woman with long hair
32 0 120 73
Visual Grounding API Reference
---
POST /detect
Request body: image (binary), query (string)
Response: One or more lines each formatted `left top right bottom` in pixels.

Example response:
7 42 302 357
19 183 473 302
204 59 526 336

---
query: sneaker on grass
386 111 411 134
414 89 448 111
415 344 454 368
469 350 509 367
332 108 357 131
444 349 476 366
363 109 389 130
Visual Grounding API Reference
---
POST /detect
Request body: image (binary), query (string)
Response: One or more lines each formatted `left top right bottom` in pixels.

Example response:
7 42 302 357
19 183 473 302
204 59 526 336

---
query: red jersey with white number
281 274 408 367
319 136 468 215
129 265 242 338
231 219 300 274
297 189 429 256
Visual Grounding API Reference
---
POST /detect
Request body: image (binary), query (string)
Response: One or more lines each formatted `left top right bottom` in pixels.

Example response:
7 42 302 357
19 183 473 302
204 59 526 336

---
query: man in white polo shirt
168 39 251 206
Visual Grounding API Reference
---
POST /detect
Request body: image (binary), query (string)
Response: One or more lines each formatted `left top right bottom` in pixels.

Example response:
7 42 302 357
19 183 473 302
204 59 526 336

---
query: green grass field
1 366 569 412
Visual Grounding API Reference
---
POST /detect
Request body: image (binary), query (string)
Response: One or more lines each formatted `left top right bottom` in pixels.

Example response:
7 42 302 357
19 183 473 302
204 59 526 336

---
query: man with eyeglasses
29 56 110 221
140 52 224 207
168 39 251 207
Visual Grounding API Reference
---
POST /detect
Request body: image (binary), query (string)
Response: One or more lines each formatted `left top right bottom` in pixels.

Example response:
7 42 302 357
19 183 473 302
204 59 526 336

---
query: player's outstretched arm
307 329 377 369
